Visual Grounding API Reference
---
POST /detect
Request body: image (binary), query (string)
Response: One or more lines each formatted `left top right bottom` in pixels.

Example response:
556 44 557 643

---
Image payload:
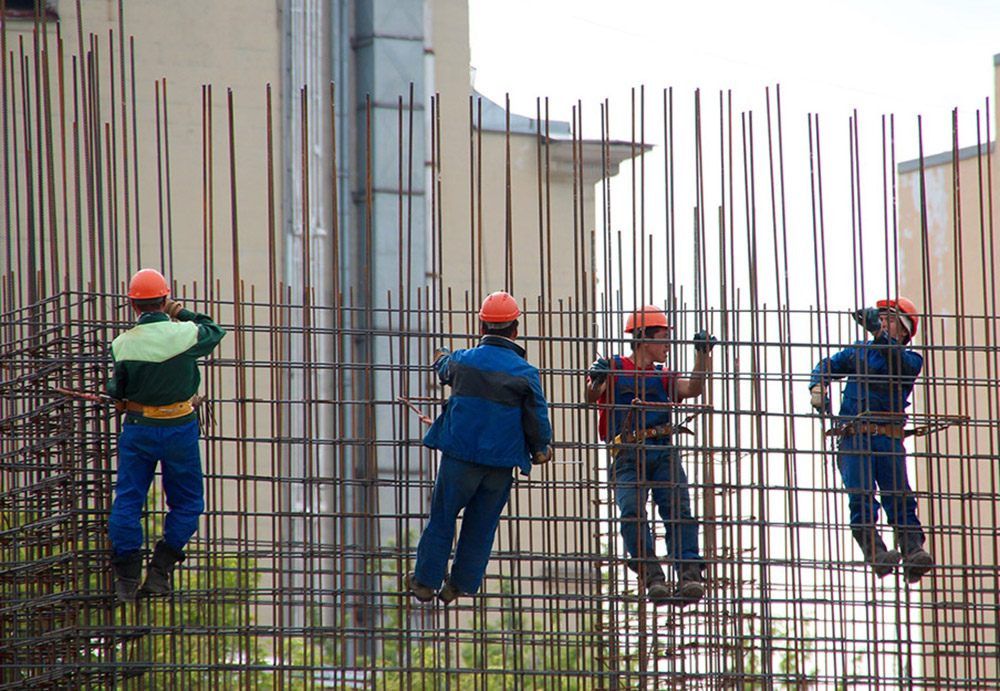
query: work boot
645 574 671 605
671 562 705 606
406 573 434 603
111 552 142 604
897 531 934 584
852 528 901 578
636 561 670 605
438 579 465 605
141 540 185 596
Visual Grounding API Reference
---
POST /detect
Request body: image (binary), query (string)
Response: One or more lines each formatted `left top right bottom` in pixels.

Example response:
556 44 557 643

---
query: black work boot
897 531 934 584
671 562 705 606
852 528 901 578
111 552 143 604
141 541 185 596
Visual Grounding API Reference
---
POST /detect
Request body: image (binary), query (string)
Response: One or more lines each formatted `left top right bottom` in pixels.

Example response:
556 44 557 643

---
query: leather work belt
609 422 693 458
123 398 195 420
826 422 906 439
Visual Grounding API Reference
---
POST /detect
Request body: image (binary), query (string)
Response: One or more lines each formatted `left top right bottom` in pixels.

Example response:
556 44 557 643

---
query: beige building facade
1 0 639 635
896 53 1000 683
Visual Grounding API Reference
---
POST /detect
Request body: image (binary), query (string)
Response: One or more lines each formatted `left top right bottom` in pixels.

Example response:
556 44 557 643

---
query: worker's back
423 335 551 474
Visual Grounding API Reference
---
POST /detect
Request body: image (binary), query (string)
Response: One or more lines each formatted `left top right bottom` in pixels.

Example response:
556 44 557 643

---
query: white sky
469 0 1000 316
469 0 1000 160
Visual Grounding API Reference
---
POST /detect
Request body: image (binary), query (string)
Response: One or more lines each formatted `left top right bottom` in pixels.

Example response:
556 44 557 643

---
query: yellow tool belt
609 423 692 458
123 398 195 419
827 422 906 439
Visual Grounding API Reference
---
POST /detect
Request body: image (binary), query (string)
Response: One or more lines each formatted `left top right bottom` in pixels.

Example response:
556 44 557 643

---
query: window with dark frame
1 1 59 21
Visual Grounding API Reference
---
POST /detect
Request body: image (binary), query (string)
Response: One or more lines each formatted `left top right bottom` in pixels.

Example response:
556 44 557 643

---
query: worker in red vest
587 305 716 606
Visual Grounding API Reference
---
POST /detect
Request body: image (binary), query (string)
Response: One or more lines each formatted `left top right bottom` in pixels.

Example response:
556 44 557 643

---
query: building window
2 1 58 21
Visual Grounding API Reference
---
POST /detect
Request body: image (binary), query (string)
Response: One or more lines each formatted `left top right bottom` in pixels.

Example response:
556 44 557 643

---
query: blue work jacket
423 335 552 475
809 334 923 422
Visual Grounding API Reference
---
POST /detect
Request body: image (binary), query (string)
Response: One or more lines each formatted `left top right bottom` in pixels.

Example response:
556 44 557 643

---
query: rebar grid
2 5 999 690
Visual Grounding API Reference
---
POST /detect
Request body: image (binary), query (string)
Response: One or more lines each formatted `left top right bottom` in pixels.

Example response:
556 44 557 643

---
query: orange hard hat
876 296 918 339
625 305 670 333
479 291 520 323
128 268 170 300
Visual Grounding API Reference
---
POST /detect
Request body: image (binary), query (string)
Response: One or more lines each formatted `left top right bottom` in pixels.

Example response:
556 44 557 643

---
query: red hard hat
128 268 170 300
479 291 520 323
876 296 918 340
625 305 670 333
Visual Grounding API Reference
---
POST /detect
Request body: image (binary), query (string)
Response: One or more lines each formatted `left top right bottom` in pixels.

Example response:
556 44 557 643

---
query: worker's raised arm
585 356 610 403
868 333 924 380
164 299 226 358
675 330 716 400
431 347 453 385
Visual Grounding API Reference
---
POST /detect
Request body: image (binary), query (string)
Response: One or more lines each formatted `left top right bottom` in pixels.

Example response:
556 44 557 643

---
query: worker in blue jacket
107 269 225 603
408 291 552 604
810 297 933 583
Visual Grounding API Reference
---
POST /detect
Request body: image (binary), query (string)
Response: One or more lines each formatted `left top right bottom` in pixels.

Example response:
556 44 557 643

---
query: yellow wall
1 1 282 296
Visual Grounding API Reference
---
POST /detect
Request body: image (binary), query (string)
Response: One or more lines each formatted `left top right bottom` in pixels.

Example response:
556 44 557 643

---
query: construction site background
2 2 999 688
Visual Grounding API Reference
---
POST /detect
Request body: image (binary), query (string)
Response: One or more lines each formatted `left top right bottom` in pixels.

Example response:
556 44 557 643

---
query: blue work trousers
414 454 514 594
837 434 923 541
108 420 204 557
612 447 702 578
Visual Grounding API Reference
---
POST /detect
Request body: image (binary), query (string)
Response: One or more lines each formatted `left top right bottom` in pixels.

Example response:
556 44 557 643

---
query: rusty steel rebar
1 4 999 689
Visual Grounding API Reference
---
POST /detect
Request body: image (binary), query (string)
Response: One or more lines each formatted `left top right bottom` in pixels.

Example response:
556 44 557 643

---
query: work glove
587 356 611 386
693 330 718 353
163 299 184 319
532 445 553 465
810 384 830 414
432 347 451 363
852 307 881 335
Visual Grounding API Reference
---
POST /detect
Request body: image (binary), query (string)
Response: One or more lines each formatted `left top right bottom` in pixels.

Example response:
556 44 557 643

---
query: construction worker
408 291 552 604
587 305 716 606
107 268 225 603
809 297 933 583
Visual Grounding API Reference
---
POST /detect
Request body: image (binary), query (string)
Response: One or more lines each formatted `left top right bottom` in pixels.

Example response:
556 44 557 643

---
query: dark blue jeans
612 447 702 578
108 420 204 557
837 434 923 542
414 454 514 594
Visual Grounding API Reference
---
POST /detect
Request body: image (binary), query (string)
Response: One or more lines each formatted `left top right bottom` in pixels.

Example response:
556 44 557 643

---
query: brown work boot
895 530 934 583
902 549 933 583
636 561 670 605
406 573 434 602
852 528 901 579
671 563 704 606
438 580 464 605
645 574 671 605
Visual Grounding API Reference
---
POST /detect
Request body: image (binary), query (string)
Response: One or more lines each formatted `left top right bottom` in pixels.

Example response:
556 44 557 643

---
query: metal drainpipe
283 0 334 632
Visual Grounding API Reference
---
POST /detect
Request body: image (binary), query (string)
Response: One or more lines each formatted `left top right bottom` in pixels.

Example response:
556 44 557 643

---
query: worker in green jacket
107 268 225 603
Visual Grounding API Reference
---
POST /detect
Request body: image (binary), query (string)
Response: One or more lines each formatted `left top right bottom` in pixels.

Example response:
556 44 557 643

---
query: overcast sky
469 0 1000 160
468 0 1000 315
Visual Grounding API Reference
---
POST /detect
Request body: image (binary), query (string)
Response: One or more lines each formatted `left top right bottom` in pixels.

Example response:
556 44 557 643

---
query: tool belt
609 422 693 458
826 421 906 439
122 398 195 420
